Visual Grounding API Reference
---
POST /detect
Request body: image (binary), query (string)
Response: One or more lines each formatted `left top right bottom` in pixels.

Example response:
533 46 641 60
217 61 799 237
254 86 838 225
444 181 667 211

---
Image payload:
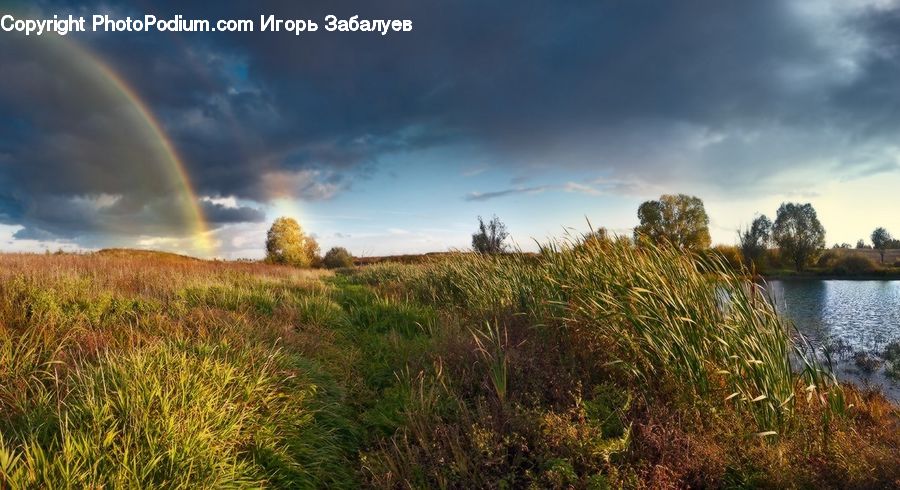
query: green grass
0 342 354 488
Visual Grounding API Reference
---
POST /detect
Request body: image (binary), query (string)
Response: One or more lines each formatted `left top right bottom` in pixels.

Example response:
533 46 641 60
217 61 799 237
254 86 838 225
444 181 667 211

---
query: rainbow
51 37 214 255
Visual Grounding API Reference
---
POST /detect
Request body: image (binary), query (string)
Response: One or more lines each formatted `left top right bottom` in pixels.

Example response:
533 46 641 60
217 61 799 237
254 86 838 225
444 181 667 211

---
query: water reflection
767 280 900 350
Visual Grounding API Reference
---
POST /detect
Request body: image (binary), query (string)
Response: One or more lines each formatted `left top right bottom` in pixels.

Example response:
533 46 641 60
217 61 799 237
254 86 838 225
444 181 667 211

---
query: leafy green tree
472 215 509 254
265 217 320 267
633 194 711 250
739 214 771 268
772 203 825 271
323 246 354 269
871 227 892 264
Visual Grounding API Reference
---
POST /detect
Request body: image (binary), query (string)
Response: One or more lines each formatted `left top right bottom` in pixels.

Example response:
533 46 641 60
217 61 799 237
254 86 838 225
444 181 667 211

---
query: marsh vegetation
0 241 897 488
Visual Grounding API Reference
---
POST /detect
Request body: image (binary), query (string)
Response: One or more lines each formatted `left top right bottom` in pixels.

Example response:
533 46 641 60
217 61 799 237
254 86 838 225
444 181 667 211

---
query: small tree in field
472 215 509 254
323 247 354 268
871 227 892 264
772 203 825 272
265 217 320 267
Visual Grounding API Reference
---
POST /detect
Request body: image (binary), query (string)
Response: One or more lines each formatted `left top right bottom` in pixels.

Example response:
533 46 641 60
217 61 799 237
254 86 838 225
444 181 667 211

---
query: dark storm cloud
3 0 900 244
200 200 266 224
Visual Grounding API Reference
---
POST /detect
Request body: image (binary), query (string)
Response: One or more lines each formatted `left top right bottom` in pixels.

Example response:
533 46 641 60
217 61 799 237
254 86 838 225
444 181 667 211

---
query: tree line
634 194 895 271
263 195 895 272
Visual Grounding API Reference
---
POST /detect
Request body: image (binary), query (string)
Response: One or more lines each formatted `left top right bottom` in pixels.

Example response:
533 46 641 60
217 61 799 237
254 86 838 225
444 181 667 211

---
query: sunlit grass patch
180 283 276 313
292 295 349 330
0 342 355 488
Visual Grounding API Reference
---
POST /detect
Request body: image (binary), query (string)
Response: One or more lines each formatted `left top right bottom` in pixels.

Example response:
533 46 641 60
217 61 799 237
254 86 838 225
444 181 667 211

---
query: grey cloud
200 201 266 224
6 0 900 246
12 227 58 241
465 186 549 202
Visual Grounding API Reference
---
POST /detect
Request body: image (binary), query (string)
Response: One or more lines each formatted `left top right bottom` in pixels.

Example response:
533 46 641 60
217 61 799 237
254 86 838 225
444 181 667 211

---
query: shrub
821 336 853 361
853 351 883 375
765 249 783 268
882 341 900 363
739 215 772 269
816 249 841 268
472 215 509 254
323 247 354 269
831 254 878 275
708 245 743 271
886 362 900 382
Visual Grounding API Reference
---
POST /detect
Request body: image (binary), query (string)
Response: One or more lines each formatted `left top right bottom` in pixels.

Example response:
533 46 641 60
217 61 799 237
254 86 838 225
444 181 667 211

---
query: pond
766 279 900 400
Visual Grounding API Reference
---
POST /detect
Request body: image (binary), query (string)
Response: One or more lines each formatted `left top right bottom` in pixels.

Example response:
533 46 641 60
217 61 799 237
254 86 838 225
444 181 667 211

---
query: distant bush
323 247 354 269
472 215 509 254
831 254 878 275
765 248 783 268
816 249 841 268
739 214 771 269
707 245 743 271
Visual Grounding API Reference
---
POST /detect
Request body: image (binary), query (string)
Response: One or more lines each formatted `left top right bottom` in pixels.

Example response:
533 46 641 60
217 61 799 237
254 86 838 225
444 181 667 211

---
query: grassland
0 240 897 488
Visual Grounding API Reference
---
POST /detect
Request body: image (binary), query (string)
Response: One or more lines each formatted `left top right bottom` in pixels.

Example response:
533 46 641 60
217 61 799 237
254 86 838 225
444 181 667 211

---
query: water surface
766 279 900 400
766 280 900 350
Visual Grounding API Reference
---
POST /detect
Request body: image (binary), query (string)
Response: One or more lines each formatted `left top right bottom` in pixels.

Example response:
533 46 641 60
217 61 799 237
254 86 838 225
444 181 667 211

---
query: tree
472 215 509 254
265 217 320 267
772 203 825 272
871 227 892 264
856 239 868 249
323 246 354 269
633 194 711 250
739 214 771 268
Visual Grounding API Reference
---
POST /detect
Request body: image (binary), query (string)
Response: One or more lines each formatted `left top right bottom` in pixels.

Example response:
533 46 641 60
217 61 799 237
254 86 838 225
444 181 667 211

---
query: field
811 248 900 276
850 248 900 265
0 241 897 488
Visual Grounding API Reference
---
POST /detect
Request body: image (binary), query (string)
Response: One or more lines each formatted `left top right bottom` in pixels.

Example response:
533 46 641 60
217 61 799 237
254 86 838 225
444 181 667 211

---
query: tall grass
0 341 360 488
353 237 842 432
0 254 358 488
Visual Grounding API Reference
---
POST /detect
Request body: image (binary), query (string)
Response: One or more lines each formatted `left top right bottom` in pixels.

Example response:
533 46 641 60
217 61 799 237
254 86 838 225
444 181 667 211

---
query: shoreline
763 272 900 281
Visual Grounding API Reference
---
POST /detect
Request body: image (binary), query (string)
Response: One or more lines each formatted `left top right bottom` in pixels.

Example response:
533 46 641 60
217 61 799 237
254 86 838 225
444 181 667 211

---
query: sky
2 0 900 258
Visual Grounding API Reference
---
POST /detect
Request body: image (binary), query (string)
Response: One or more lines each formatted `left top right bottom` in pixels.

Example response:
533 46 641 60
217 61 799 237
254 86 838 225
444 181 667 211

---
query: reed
355 236 843 432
